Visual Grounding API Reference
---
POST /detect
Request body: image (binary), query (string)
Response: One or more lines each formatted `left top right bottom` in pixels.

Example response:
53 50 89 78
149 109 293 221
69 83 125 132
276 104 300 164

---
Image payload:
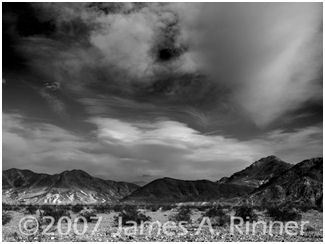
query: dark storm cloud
3 3 227 130
4 3 322 128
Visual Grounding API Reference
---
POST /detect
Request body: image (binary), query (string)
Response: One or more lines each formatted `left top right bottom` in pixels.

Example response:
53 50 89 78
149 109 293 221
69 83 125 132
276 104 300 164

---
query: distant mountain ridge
3 156 322 205
3 169 139 204
123 177 254 203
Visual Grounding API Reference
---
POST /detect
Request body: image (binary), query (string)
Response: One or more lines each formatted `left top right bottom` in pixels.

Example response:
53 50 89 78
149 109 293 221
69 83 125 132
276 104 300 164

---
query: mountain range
2 156 322 206
123 178 253 203
3 169 138 204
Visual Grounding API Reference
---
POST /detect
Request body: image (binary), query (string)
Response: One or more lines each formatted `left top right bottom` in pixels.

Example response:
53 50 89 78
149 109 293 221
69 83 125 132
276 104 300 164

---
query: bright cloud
3 113 322 181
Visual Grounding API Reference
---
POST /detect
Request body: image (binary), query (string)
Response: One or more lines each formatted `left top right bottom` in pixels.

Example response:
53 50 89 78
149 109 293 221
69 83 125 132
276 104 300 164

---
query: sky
2 3 323 183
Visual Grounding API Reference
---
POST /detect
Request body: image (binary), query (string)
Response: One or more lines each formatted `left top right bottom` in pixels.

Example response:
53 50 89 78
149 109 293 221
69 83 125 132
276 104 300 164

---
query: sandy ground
2 208 323 242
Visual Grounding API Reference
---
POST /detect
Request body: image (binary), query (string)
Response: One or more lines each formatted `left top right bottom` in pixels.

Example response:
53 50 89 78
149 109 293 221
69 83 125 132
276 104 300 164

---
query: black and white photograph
2 2 323 242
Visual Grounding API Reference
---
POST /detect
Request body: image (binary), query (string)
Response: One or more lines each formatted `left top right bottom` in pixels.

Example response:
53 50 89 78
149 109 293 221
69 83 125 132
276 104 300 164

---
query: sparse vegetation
79 209 98 222
235 205 258 222
161 204 174 211
40 205 71 224
2 203 12 211
2 203 21 211
93 204 111 213
114 205 151 226
25 204 39 215
169 206 191 222
1 203 323 242
196 205 210 211
305 224 316 232
72 204 84 213
145 204 175 212
113 204 124 213
147 204 160 212
266 206 302 222
2 211 12 225
204 205 229 226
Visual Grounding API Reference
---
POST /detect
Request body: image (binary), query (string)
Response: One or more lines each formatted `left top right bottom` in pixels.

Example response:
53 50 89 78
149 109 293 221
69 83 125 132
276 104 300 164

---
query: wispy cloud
3 113 322 181
39 89 66 117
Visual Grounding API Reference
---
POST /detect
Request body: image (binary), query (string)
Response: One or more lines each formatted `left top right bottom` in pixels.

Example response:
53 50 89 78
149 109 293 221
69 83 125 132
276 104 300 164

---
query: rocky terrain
2 156 323 206
217 155 292 187
2 169 139 204
251 157 323 208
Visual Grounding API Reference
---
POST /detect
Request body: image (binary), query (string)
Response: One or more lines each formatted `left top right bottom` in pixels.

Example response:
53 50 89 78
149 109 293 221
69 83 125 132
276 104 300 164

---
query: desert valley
2 156 323 241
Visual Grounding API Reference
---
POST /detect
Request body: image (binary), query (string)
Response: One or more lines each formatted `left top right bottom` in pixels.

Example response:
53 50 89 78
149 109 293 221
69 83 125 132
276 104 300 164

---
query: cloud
39 89 66 117
3 113 102 170
196 3 322 126
18 3 198 87
88 116 322 179
10 3 320 128
255 126 323 163
3 112 322 181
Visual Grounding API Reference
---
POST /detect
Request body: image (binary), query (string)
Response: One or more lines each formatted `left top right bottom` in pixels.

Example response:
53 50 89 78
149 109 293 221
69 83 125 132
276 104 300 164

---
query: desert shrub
169 206 191 223
71 204 84 213
197 205 210 212
267 206 301 222
147 204 160 212
25 204 39 215
57 204 71 211
316 196 323 212
4 232 21 241
305 224 316 232
235 205 257 222
93 204 110 213
204 205 230 226
2 212 12 225
78 209 97 222
2 203 11 211
40 205 71 224
113 204 124 213
145 204 174 212
205 205 223 217
297 204 313 212
282 202 317 213
161 204 174 211
221 204 232 210
114 205 151 226
2 204 21 211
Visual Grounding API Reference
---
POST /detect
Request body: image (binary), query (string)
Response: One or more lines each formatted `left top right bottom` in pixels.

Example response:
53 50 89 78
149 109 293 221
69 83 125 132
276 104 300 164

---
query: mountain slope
123 155 293 203
3 169 139 204
250 157 323 207
123 177 253 203
217 155 292 187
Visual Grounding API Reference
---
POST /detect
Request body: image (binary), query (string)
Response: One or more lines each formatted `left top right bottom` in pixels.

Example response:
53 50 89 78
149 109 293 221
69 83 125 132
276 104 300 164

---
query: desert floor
2 208 323 242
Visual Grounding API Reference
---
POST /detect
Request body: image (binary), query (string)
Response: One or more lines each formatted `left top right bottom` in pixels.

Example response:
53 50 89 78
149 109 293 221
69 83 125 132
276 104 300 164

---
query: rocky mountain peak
216 155 292 187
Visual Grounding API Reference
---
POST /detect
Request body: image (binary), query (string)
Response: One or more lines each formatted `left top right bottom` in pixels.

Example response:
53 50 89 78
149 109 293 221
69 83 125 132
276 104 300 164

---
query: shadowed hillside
123 177 253 203
217 155 292 187
250 157 323 208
